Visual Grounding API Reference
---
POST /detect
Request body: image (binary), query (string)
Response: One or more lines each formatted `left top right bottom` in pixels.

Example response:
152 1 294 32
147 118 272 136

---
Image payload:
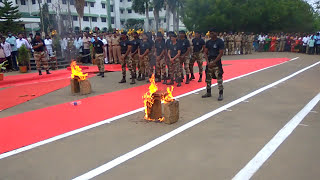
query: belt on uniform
208 56 218 61
112 45 120 46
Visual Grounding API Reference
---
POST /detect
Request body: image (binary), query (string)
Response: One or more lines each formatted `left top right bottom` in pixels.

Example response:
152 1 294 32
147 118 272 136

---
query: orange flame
71 61 88 81
143 74 174 121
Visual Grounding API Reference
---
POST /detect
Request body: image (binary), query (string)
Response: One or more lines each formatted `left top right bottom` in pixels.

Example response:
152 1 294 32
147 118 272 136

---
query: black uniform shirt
155 39 166 56
168 42 181 58
139 41 151 55
120 39 130 54
192 38 205 53
206 38 224 66
31 39 45 52
93 40 104 54
130 39 140 53
178 38 190 55
166 39 172 49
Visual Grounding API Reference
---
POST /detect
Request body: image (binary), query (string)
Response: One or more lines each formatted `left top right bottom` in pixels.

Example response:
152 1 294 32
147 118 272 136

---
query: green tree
124 19 145 30
152 0 164 32
0 0 23 33
132 0 150 31
75 0 85 31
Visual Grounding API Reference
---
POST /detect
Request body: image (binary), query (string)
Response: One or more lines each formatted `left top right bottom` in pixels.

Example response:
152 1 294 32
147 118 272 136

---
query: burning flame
71 61 88 81
143 74 174 121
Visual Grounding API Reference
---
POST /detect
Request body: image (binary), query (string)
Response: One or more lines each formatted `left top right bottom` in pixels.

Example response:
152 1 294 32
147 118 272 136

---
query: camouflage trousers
228 42 234 55
156 55 166 78
129 53 139 76
246 42 253 54
180 54 190 75
119 55 129 77
170 57 182 79
139 55 151 77
205 61 224 91
96 53 105 73
190 52 204 75
34 51 49 70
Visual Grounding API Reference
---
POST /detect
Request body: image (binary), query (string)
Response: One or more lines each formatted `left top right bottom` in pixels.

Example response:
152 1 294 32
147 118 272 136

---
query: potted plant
0 60 7 81
17 44 30 73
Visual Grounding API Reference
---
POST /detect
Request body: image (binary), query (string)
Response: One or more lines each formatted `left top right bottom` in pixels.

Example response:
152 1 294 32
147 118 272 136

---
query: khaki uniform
223 35 228 55
95 53 105 73
235 35 242 54
241 35 247 54
111 36 121 63
247 35 254 54
34 51 49 70
228 35 235 55
107 36 113 63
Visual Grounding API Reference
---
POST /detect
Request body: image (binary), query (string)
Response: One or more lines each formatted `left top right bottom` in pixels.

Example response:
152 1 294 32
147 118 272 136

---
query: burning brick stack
70 61 92 95
143 75 179 124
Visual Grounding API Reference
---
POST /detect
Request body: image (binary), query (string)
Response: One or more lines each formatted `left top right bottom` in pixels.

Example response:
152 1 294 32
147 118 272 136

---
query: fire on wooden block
70 60 91 95
143 74 179 124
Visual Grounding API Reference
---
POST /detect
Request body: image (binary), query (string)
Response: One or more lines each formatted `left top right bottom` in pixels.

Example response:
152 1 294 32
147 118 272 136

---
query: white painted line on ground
299 124 309 127
233 93 320 180
243 100 249 103
225 109 233 112
289 57 299 61
0 57 299 160
72 61 319 180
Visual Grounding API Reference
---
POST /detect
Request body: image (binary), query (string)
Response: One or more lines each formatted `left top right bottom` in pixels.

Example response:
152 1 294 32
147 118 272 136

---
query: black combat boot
38 70 42 75
190 73 195 80
177 78 182 87
198 74 202 82
167 78 174 85
119 76 126 83
162 76 167 84
155 75 161 82
97 72 102 76
185 74 190 84
46 70 51 74
137 73 142 81
101 72 104 78
141 74 146 80
218 90 223 101
202 88 212 98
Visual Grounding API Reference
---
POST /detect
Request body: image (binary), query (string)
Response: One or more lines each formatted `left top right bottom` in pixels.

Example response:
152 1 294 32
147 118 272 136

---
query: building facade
10 0 185 33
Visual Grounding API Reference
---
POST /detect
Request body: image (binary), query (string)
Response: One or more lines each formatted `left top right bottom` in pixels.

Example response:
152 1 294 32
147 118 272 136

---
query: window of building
149 7 153 11
84 2 87 6
128 0 131 2
90 2 94 7
62 15 67 20
83 16 89 21
70 0 74 5
120 9 124 14
92 17 97 22
110 5 114 12
111 17 114 24
21 0 26 5
47 0 51 3
62 0 66 4
101 17 106 22
73 16 78 21
164 18 166 23
32 0 36 4
102 3 105 8
128 9 132 13
121 20 125 26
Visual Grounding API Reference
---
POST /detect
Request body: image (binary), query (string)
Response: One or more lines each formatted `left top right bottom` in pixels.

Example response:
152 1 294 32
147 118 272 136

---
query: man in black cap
178 30 191 84
137 33 152 81
202 28 224 101
190 31 205 82
167 33 182 87
31 33 51 75
92 33 106 77
119 32 133 84
154 32 166 83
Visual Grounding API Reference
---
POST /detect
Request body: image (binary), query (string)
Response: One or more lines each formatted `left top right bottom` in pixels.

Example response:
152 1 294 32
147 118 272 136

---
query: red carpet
0 58 289 154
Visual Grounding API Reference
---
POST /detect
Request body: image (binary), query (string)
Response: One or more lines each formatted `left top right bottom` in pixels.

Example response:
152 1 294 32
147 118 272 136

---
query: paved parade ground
0 52 319 180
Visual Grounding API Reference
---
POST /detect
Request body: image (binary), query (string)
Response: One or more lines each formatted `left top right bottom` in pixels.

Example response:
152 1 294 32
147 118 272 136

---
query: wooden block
79 79 92 95
148 93 162 120
163 100 179 124
70 78 80 94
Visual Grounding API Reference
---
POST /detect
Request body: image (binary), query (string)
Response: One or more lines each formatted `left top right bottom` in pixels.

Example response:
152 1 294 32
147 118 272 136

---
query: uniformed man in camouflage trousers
92 34 106 77
119 32 133 84
154 32 166 83
129 32 140 82
235 32 242 55
228 33 235 55
190 31 205 82
165 32 174 84
241 32 247 54
202 28 224 101
178 30 191 84
223 32 228 55
167 33 182 87
32 33 51 75
137 33 152 81
247 33 254 54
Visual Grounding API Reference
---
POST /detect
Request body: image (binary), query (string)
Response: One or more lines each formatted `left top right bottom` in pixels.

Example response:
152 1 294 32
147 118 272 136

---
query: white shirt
1 42 12 57
16 38 31 49
44 39 53 49
302 37 309 46
102 38 108 45
73 38 83 51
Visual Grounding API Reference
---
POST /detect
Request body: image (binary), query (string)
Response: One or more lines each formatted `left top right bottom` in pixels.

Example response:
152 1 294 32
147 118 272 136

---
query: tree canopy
0 0 23 33
181 0 317 33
